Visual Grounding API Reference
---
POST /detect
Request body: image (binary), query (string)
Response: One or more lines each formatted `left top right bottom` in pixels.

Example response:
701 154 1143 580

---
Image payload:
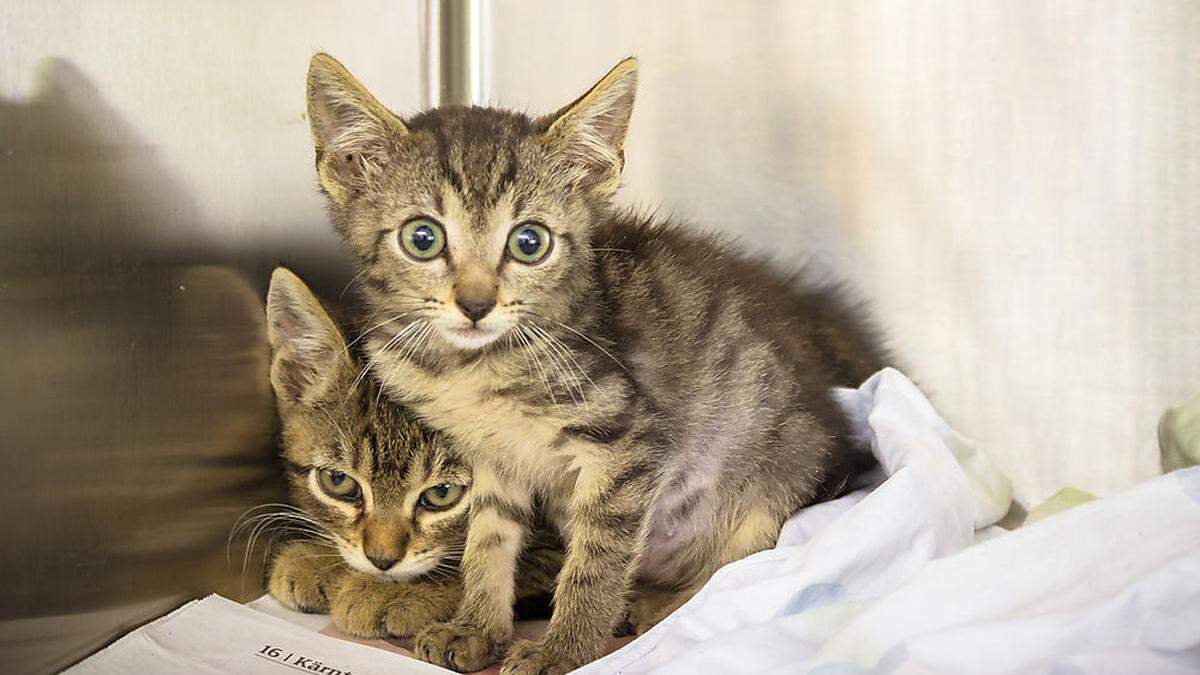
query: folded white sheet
579 368 1200 674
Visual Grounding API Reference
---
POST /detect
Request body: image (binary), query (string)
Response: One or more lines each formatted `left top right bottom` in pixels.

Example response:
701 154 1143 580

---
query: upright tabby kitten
263 268 560 638
305 54 887 673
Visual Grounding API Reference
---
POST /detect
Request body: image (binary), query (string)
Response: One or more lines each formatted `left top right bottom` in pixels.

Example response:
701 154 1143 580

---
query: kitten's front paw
330 574 461 638
267 541 343 614
414 621 505 672
499 640 581 675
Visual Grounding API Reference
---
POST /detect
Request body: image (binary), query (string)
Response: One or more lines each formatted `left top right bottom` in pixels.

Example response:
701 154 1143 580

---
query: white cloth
579 368 1200 674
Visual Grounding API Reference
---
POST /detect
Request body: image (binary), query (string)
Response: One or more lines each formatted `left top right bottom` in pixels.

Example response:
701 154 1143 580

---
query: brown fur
304 54 888 673
263 268 562 640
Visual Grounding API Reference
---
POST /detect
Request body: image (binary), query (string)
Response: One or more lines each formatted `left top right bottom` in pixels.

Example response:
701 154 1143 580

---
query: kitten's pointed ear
266 267 353 408
307 53 408 205
540 57 639 198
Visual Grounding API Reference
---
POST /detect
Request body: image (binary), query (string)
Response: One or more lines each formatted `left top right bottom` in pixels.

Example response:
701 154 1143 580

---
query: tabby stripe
472 493 530 523
608 458 656 492
560 420 631 446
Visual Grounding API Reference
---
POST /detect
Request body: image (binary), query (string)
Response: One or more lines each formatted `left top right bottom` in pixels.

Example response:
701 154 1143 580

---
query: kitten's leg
331 572 463 638
414 465 531 672
267 541 347 614
501 458 654 675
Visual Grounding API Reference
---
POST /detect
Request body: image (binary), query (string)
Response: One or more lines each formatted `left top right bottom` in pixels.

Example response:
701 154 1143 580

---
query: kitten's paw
499 640 581 675
414 621 505 672
330 574 460 638
267 541 342 614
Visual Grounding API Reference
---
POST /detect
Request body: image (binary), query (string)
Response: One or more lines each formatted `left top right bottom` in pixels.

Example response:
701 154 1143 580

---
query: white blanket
580 369 1200 674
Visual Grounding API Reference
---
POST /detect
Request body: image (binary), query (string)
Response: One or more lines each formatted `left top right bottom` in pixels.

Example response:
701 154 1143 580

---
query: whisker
350 319 424 394
338 268 371 300
526 321 590 406
526 323 583 406
344 309 426 355
514 325 557 407
521 309 630 375
228 503 318 562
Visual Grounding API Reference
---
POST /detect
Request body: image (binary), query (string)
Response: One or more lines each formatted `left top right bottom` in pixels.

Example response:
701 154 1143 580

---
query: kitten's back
590 210 887 503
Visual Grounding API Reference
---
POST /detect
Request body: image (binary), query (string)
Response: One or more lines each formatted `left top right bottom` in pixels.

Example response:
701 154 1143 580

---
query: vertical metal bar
420 0 490 108
419 0 440 108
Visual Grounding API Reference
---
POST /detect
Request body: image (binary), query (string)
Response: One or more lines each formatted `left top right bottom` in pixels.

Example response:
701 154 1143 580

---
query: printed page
68 594 452 675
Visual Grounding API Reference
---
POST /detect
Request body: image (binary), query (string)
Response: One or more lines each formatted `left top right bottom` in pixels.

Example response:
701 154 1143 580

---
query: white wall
490 1 1200 505
0 0 421 253
3 0 1195 513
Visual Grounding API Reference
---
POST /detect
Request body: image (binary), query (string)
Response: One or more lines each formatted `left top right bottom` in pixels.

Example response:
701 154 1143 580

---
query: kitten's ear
540 57 639 198
266 267 353 408
307 53 408 205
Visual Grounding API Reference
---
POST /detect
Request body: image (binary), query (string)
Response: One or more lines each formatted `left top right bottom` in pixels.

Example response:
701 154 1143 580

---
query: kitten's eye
317 468 361 501
507 222 552 264
399 218 446 261
418 483 464 510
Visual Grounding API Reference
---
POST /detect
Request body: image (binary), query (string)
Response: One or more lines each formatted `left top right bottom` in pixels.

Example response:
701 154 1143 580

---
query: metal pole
421 0 490 108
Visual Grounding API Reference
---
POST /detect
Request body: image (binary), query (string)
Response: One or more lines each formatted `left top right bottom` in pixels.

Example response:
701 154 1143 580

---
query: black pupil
516 228 541 256
412 225 436 251
329 471 345 486
432 485 449 499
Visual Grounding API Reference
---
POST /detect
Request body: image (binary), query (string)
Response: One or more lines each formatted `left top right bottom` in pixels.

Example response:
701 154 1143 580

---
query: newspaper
69 594 462 674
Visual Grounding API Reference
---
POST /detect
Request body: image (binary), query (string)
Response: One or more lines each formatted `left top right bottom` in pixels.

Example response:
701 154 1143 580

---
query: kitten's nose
455 297 495 323
366 553 398 571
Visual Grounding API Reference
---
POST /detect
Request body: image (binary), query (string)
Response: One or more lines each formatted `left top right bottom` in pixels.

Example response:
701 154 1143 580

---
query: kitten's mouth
441 324 504 350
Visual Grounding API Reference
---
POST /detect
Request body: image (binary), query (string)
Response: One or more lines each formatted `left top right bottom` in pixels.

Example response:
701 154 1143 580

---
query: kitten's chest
378 358 566 473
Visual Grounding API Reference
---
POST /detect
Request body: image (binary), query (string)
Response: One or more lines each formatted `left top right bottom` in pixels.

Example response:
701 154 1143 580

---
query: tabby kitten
305 54 887 673
264 267 560 638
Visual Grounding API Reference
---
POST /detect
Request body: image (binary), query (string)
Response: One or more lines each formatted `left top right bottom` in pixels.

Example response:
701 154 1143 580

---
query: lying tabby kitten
263 267 561 638
305 54 887 673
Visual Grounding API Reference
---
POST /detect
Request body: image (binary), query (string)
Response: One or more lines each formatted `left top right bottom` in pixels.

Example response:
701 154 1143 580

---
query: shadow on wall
0 59 339 673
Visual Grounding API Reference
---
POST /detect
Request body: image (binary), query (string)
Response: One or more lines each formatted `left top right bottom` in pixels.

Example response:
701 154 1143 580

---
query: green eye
317 468 361 501
419 483 465 510
507 222 552 264
399 218 446 260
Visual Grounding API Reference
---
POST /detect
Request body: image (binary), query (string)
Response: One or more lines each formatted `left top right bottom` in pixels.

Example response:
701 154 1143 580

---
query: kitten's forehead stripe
407 106 529 212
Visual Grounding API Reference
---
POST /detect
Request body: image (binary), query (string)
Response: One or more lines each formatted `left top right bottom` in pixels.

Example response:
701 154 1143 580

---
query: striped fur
264 268 561 640
306 54 888 673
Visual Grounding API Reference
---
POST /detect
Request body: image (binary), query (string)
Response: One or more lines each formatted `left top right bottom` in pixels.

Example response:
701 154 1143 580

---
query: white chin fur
381 555 439 582
340 546 441 583
440 326 503 351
